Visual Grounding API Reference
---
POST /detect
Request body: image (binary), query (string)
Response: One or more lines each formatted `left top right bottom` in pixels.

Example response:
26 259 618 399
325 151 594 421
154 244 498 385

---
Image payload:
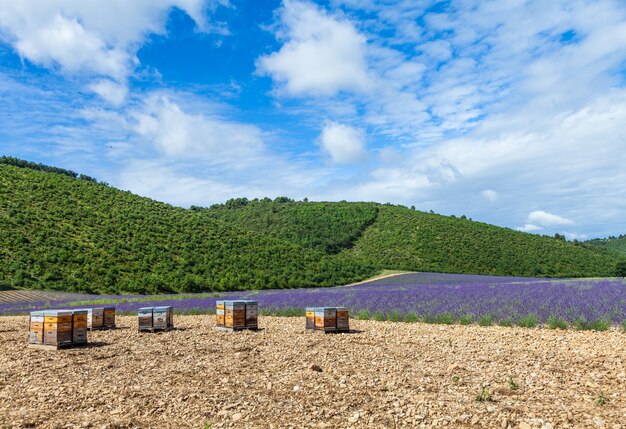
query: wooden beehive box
72 309 88 344
216 300 258 331
309 307 350 333
138 307 154 331
216 301 225 326
103 306 116 328
243 300 258 328
305 307 316 330
28 311 45 344
153 306 174 330
336 307 349 332
86 307 104 329
138 306 174 332
43 310 73 346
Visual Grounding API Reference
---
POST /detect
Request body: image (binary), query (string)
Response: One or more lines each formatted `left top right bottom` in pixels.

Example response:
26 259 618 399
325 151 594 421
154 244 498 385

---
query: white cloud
318 120 367 164
518 224 542 233
131 94 264 162
527 211 574 227
88 79 129 106
481 189 498 202
0 0 224 102
256 0 370 96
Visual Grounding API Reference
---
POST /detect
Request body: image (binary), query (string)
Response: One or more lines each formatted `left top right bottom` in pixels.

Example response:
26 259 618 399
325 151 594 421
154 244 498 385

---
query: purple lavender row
2 273 625 325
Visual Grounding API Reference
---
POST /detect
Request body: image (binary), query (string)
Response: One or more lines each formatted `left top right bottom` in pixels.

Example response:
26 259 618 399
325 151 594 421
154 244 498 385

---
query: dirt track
0 315 625 429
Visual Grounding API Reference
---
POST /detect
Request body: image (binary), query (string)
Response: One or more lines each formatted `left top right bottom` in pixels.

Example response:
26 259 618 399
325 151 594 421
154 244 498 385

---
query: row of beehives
27 302 351 349
28 307 116 348
215 301 350 333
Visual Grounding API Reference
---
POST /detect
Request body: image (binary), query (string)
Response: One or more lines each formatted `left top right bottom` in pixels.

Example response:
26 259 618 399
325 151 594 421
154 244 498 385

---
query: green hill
341 206 620 277
0 161 375 294
205 200 620 278
0 157 621 294
587 235 626 256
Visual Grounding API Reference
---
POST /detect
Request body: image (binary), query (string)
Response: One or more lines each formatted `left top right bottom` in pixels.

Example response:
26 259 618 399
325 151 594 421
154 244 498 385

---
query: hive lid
103 306 116 311
153 306 172 311
43 310 73 317
138 307 154 312
30 310 45 317
72 309 88 315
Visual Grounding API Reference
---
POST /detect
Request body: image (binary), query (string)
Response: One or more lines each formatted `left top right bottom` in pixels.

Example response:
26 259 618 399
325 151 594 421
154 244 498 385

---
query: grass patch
372 311 386 321
356 309 371 320
403 312 419 323
459 314 473 325
387 310 402 322
437 313 455 325
572 317 610 331
498 318 514 327
517 314 538 328
478 315 493 327
546 315 568 330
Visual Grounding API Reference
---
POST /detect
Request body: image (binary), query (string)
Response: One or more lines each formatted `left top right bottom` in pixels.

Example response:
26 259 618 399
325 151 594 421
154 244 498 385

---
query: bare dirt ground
0 316 624 429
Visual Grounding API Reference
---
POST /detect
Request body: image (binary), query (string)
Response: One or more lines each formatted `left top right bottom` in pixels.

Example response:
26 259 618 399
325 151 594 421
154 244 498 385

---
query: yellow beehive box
43 310 73 346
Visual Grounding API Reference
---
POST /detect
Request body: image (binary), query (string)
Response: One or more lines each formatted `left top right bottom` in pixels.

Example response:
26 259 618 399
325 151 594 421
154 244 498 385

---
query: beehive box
72 310 88 344
86 307 104 329
216 301 225 326
138 307 154 331
28 311 45 344
336 307 349 332
43 310 73 346
305 307 316 330
308 307 350 333
103 306 116 328
153 306 174 330
138 306 174 332
243 300 258 328
216 300 258 331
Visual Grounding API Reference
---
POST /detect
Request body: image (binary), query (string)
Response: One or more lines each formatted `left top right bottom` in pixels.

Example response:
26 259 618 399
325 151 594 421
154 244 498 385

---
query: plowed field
0 316 624 428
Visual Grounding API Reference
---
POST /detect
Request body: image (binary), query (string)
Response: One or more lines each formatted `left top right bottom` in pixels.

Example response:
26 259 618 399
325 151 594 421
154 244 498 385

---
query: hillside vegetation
0 162 375 294
587 235 626 256
342 206 620 277
0 158 621 294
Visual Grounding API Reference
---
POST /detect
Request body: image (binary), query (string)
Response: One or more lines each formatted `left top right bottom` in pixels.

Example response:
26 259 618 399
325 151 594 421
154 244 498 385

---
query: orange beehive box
103 307 116 328
216 300 258 331
309 307 349 333
72 310 88 344
314 308 336 331
43 310 73 346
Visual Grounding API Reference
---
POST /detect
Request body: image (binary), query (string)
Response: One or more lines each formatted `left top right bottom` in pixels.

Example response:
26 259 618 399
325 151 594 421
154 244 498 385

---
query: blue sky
1 0 625 239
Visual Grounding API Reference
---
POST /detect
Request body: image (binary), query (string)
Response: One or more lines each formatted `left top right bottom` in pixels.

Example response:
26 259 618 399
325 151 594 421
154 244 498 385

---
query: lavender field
3 273 626 328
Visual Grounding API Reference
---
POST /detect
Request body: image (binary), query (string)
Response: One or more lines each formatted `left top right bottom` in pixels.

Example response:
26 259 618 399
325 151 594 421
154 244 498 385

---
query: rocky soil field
0 315 624 429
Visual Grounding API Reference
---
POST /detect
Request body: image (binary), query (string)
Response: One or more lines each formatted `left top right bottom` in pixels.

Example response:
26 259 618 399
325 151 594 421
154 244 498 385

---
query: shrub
546 315 568 330
459 314 473 325
478 315 493 327
372 311 386 321
438 313 455 325
403 312 419 323
518 314 538 328
356 309 371 320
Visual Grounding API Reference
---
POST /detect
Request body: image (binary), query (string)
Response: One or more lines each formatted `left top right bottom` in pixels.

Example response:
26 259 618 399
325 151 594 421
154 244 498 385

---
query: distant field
0 290 96 304
3 273 625 329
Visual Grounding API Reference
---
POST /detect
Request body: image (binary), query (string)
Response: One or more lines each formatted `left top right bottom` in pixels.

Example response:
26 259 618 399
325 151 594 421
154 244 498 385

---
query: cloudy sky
1 0 625 239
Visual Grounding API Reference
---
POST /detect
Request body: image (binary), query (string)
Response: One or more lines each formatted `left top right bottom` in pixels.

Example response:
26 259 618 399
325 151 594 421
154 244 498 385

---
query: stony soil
0 316 624 429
